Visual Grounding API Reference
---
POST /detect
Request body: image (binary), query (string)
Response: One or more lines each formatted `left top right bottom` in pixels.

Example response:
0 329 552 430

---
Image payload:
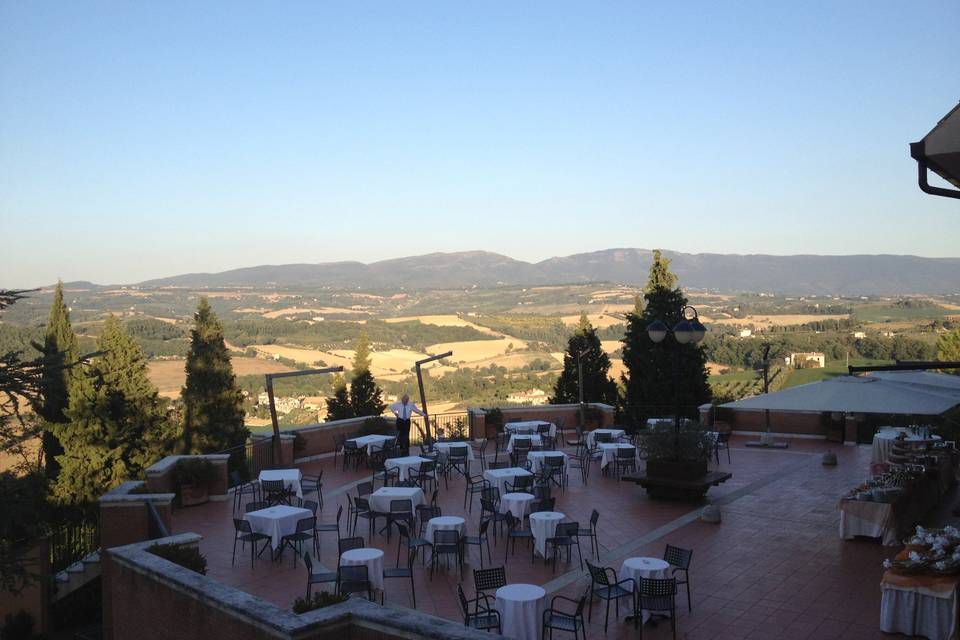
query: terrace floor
170 436 930 640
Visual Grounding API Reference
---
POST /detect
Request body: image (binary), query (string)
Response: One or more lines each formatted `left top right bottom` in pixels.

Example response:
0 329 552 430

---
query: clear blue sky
1 1 958 288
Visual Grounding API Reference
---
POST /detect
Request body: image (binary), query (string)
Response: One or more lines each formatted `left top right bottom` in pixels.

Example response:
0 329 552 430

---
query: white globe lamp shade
647 320 668 343
673 320 693 344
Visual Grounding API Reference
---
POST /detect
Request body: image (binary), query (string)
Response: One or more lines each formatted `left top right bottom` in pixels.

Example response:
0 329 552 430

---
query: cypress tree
54 316 175 505
325 375 354 421
550 313 618 406
37 283 80 479
937 326 960 375
181 298 247 453
621 253 711 428
349 331 385 417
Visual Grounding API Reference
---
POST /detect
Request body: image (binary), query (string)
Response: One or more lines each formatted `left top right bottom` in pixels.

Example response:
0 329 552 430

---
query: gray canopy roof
720 371 960 416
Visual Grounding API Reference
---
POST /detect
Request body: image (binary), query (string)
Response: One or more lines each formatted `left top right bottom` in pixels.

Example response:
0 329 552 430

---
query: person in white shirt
390 394 426 454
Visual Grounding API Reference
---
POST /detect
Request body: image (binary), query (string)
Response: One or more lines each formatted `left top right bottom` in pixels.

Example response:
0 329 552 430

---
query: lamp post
576 348 587 428
646 305 707 434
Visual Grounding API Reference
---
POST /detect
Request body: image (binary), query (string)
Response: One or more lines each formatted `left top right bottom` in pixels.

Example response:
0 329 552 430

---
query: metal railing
220 437 275 488
49 518 99 574
411 411 470 443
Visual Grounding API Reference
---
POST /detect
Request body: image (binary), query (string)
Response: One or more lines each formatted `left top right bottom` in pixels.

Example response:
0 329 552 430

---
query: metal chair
545 521 582 572
474 438 489 470
714 431 731 464
338 536 365 555
568 449 591 485
230 471 259 513
231 518 270 569
586 560 635 633
342 439 364 471
503 512 534 563
386 499 414 541
301 500 319 516
303 551 336 597
261 479 293 506
664 544 693 611
479 498 507 539
464 474 490 513
505 474 533 493
531 497 555 513
351 497 383 542
279 516 317 567
393 520 431 568
315 504 342 555
541 591 588 640
457 584 501 633
472 565 506 598
244 501 268 513
416 504 441 537
443 445 470 487
463 519 493 568
577 509 601 559
382 547 417 608
337 564 372 600
411 460 437 494
301 470 323 510
636 578 677 639
614 446 637 480
372 458 399 488
333 433 346 468
430 529 462 579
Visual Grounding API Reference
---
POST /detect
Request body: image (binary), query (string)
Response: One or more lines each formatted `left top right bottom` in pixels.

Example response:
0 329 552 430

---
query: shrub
484 408 504 428
147 543 207 575
292 591 349 613
360 416 391 436
640 421 714 463
174 458 216 487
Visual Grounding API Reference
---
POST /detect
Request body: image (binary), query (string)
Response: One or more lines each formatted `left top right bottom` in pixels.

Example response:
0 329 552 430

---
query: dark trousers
397 418 411 454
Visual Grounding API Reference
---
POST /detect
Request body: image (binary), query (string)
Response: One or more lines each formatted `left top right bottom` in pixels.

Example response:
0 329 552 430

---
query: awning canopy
720 371 960 416
911 101 960 199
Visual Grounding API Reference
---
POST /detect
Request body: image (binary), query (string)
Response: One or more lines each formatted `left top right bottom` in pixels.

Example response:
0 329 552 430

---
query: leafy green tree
325 375 353 421
349 331 385 417
550 313 618 406
54 316 175 506
181 298 247 453
645 249 678 291
937 326 960 375
621 254 711 427
37 283 81 479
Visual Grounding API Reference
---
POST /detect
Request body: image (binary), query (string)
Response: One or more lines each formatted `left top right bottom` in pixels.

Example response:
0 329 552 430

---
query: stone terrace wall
717 408 827 437
104 533 496 640
281 416 398 462
145 454 230 499
467 402 616 439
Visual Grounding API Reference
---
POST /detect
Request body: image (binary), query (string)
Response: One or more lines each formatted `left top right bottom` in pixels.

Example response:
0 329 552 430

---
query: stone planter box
645 460 708 480
179 484 209 507
637 459 724 501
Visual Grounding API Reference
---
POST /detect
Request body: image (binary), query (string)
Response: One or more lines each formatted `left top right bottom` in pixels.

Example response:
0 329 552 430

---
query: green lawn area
852 303 952 323
780 359 893 388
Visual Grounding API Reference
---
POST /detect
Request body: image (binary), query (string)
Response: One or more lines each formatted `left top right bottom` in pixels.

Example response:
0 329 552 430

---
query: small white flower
882 559 892 569
909 551 923 562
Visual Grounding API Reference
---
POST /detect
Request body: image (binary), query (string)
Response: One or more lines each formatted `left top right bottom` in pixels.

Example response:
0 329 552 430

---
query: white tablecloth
506 434 542 453
350 434 394 452
647 418 674 429
369 487 425 515
505 421 557 438
424 516 466 543
881 578 958 640
432 442 476 463
258 468 303 499
496 584 546 640
597 443 639 470
483 468 534 496
499 492 534 519
385 456 431 481
586 429 625 449
526 451 568 474
838 500 898 546
340 548 384 592
871 429 942 465
620 557 671 624
244 505 312 549
529 511 565 558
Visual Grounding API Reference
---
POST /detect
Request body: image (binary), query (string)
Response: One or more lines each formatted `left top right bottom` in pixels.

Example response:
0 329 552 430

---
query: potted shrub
361 416 390 436
640 421 715 500
147 543 208 574
484 408 504 437
175 458 216 507
584 405 605 429
292 592 348 613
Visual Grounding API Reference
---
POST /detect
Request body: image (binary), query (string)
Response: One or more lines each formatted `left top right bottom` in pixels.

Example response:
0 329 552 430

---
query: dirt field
426 338 529 364
704 313 850 328
262 306 365 319
148 357 296 397
385 315 503 337
561 314 626 329
456 352 563 370
600 340 622 354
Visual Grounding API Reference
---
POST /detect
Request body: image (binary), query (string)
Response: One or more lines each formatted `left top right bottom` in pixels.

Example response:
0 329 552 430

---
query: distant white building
788 352 826 369
506 389 549 406
739 328 752 338
852 331 867 339
257 392 270 406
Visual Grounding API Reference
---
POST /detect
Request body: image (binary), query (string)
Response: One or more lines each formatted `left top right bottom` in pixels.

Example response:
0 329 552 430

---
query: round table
424 515 466 543
340 547 384 592
495 583 546 640
529 511 564 558
620 557 671 624
499 492 535 519
871 429 941 465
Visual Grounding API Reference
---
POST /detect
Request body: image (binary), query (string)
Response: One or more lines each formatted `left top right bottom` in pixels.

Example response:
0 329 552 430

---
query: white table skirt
499 492 535 519
529 511 565 558
881 582 958 640
369 487 425 515
839 506 898 546
483 468 534 496
432 442 476 463
597 443 639 469
258 469 303 499
424 516 466 543
871 429 941 465
505 422 557 438
340 548 384 592
244 505 312 549
620 557 672 624
586 429 625 449
385 456 431 481
350 434 394 452
496 584 547 640
506 434 542 453
526 451 568 474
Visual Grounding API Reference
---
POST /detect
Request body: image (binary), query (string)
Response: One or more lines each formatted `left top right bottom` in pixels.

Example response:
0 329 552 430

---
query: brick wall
468 403 616 438
282 416 396 461
717 408 826 437
145 455 230 501
0 538 50 634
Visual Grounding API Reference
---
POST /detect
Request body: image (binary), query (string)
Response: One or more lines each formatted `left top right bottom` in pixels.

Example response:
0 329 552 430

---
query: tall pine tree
37 283 80 479
181 298 247 453
349 331 385 417
550 313 618 406
621 252 711 427
54 316 175 505
325 375 354 421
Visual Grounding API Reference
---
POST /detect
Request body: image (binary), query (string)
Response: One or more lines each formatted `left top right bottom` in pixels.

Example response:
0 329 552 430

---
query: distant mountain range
136 249 960 295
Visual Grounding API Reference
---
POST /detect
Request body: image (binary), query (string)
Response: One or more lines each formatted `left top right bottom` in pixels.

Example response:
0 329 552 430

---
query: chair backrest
514 437 532 450
616 447 635 460
395 520 411 539
335 504 343 524
639 577 677 598
418 460 436 473
473 566 506 593
537 423 550 434
302 500 319 515
296 516 317 534
390 499 413 514
477 518 491 537
481 486 500 503
338 565 370 594
334 433 346 448
344 440 359 451
244 501 267 513
233 518 251 534
664 544 693 569
590 509 600 527
354 497 371 512
586 560 610 586
533 485 551 500
595 432 612 443
489 460 508 469
456 584 471 620
532 497 555 512
357 481 373 497
262 479 285 493
555 522 578 538
338 536 365 554
433 528 460 549
396 479 417 487
304 551 314 573
229 470 243 486
504 512 520 530
480 498 497 516
450 445 468 458
511 475 532 490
